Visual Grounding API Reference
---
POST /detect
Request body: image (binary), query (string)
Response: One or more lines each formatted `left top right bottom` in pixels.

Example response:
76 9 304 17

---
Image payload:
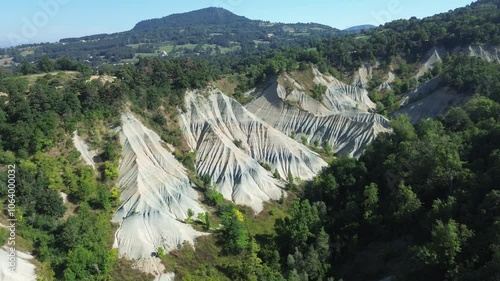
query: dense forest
0 0 500 280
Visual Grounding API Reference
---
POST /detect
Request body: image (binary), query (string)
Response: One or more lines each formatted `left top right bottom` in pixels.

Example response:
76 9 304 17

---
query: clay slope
352 64 373 89
245 69 391 157
467 45 500 63
179 90 327 212
312 69 376 113
389 45 498 123
393 77 469 123
72 131 97 168
112 111 205 280
416 47 443 79
0 246 36 281
379 71 396 91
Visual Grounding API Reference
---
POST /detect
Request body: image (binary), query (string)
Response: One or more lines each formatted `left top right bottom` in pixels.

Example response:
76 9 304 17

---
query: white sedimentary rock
180 90 327 212
352 64 373 89
246 69 391 157
416 47 443 79
393 76 469 123
0 246 36 281
72 131 97 168
112 111 205 280
468 45 500 63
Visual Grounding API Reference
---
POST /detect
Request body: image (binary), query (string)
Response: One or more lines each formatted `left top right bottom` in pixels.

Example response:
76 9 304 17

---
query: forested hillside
0 7 338 65
0 0 499 280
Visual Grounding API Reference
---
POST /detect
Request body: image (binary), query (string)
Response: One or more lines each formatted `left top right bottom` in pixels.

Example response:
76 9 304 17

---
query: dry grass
0 57 13 66
110 258 155 281
61 194 78 220
20 48 34 56
86 75 116 84
23 71 79 85
289 68 316 91
212 77 238 95
277 75 296 94
161 236 230 280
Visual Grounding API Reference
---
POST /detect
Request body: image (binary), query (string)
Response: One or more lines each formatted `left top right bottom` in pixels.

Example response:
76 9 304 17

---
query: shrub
233 139 243 148
259 161 272 171
301 136 308 145
205 188 223 207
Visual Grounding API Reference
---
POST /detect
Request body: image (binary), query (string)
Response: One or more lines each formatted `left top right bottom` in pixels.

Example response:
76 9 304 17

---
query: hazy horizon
0 0 473 48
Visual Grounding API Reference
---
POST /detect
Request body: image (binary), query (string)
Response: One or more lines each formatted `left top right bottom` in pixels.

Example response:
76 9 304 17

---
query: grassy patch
17 71 80 85
212 76 238 95
239 200 289 237
20 48 35 56
126 44 141 49
219 45 241 54
135 52 159 58
292 32 311 36
158 44 175 53
176 44 197 50
120 58 139 64
109 258 155 281
162 236 230 281
355 35 371 41
289 68 316 93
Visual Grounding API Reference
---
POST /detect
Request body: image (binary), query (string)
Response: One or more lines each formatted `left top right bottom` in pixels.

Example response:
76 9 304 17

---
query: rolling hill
5 7 339 65
1 1 500 281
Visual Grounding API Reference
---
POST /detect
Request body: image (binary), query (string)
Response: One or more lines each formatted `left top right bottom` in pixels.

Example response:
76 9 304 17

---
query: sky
0 0 474 47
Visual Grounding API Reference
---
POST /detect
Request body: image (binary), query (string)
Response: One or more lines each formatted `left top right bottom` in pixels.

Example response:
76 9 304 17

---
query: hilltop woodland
0 0 500 280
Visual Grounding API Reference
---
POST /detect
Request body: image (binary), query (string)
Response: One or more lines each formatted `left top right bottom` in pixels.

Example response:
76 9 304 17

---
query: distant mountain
343 24 376 33
133 7 251 30
20 7 340 64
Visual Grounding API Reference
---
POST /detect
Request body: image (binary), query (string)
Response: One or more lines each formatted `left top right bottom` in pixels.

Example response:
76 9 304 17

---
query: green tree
157 247 165 259
413 219 473 277
363 183 379 221
186 208 194 223
75 165 97 201
219 207 249 254
102 137 120 161
276 200 320 248
64 246 97 280
273 169 281 179
391 182 421 220
19 61 37 75
391 115 417 143
37 56 55 73
323 141 333 156
205 187 223 206
204 212 211 231
312 84 325 100
104 161 119 182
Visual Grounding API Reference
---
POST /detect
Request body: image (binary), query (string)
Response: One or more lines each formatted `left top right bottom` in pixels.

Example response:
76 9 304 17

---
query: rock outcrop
393 77 469 123
0 246 36 281
416 47 443 79
180 90 327 212
245 69 391 157
112 111 205 280
467 45 500 63
72 131 97 168
352 64 374 89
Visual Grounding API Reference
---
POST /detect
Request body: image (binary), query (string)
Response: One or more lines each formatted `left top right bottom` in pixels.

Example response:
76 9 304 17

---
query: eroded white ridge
112 111 206 279
180 90 327 212
246 69 391 157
